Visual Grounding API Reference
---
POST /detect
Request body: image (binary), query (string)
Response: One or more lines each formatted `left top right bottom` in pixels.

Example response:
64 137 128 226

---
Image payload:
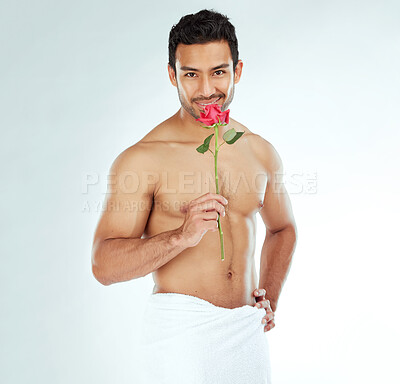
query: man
92 8 297 383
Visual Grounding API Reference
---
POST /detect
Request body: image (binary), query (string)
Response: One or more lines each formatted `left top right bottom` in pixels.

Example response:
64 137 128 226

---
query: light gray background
1 0 399 383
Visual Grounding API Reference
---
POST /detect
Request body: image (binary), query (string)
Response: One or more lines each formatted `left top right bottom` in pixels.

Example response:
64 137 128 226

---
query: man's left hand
253 288 275 332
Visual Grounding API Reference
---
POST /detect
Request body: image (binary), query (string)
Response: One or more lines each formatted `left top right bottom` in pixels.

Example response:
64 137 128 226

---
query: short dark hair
168 9 239 74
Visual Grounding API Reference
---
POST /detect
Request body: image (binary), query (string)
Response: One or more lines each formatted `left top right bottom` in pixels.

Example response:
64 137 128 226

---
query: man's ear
234 60 243 84
168 64 177 87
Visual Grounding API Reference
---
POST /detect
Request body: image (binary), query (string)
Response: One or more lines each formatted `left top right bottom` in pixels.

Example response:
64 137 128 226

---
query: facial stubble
176 76 235 120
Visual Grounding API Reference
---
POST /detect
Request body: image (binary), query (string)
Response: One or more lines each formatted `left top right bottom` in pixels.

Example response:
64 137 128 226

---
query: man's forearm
92 228 188 286
258 225 297 312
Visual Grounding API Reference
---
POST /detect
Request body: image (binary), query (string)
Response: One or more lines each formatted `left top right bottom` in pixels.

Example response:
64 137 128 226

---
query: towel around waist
139 292 266 346
136 292 271 383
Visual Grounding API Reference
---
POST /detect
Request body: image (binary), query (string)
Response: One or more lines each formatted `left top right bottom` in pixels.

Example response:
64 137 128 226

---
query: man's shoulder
109 119 175 173
109 141 158 175
241 128 282 174
247 133 275 153
221 118 278 162
232 120 272 152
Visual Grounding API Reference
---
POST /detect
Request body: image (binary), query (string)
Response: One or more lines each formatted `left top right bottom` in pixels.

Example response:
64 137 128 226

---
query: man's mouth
195 97 221 107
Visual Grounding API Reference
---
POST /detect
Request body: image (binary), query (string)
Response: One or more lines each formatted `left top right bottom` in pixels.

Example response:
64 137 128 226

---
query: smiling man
91 8 297 384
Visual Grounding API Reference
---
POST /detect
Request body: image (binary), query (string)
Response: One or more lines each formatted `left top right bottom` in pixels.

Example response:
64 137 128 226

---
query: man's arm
91 144 188 286
257 139 298 312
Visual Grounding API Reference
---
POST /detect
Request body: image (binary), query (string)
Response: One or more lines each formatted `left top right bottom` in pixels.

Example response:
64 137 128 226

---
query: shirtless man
91 9 297 337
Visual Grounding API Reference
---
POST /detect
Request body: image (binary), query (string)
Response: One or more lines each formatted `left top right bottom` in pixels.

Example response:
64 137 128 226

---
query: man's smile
195 96 221 107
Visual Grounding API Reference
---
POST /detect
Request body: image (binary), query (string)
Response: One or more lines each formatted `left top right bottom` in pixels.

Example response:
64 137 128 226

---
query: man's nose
199 76 215 99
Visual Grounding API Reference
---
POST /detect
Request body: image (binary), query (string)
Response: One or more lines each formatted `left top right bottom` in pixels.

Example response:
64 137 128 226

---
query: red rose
196 103 230 126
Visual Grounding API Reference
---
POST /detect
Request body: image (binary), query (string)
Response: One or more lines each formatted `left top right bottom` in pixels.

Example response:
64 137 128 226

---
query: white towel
136 292 272 384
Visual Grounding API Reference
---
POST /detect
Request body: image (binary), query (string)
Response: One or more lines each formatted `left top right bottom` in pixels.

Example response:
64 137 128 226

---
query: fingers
253 288 266 298
253 288 276 333
261 311 275 323
205 220 219 232
264 320 275 332
180 193 227 215
255 299 271 310
202 211 220 221
192 200 226 217
200 201 226 216
194 192 228 206
261 309 275 333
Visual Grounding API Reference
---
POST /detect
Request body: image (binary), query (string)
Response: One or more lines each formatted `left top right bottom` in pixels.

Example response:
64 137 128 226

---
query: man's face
168 40 243 120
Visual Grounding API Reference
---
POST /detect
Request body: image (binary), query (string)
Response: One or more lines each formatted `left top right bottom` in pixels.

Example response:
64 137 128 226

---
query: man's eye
185 71 225 78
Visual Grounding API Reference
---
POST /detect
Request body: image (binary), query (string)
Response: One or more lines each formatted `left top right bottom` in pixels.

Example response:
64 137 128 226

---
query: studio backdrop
1 1 399 383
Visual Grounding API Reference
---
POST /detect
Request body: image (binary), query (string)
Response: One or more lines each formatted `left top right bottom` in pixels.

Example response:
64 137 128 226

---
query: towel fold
137 292 271 384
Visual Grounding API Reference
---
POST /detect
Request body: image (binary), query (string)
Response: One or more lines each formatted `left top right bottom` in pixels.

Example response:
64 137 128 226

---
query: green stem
214 124 225 261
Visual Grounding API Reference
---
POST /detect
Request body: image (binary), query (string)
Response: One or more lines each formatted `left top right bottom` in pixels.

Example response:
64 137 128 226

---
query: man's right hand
178 192 228 248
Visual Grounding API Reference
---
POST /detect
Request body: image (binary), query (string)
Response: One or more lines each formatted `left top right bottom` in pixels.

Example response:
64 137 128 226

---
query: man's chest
152 142 268 219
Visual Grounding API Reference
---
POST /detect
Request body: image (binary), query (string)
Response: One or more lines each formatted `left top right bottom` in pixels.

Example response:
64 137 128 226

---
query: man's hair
168 9 239 74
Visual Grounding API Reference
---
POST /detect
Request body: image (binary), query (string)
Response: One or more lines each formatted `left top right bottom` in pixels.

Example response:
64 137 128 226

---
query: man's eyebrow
180 63 230 72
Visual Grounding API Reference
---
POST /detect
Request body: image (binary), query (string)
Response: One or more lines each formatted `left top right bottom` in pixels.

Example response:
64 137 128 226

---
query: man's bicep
259 143 296 235
93 146 156 244
95 189 153 242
